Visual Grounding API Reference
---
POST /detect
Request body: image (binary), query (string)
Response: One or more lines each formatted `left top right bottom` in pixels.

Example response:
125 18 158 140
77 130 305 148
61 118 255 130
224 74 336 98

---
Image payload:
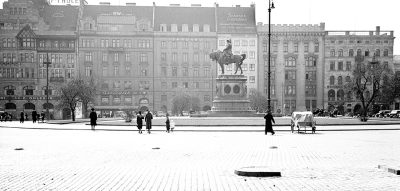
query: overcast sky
1 0 398 54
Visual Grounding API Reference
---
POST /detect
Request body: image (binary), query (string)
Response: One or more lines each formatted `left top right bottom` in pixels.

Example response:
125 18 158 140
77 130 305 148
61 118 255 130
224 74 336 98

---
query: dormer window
193 24 199 32
171 24 178 32
182 24 188 32
160 24 167 32
203 24 210 32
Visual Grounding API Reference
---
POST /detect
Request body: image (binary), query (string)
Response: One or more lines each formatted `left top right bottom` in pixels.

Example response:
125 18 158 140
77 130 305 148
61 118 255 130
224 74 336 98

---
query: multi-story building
257 23 326 114
216 4 258 93
153 4 217 112
78 3 154 117
0 0 78 119
324 27 395 114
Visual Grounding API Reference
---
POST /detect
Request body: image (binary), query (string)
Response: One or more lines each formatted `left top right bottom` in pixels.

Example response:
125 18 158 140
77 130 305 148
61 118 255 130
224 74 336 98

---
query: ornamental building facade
257 23 326 114
324 27 395 114
0 0 78 119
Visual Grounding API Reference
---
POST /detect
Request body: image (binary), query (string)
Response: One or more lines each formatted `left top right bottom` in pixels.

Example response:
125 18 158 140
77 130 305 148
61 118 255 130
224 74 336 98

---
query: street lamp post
43 53 51 122
267 0 275 112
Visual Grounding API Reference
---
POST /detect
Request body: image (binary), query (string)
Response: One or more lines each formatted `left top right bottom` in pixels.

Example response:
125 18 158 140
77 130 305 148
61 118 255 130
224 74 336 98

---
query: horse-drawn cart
290 111 316 133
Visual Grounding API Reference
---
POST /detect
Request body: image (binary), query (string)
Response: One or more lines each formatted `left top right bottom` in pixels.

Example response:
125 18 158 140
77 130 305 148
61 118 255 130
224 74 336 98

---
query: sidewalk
2 117 400 132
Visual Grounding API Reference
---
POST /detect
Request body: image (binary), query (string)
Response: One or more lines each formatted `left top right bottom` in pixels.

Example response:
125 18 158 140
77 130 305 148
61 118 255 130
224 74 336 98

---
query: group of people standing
135 110 172 134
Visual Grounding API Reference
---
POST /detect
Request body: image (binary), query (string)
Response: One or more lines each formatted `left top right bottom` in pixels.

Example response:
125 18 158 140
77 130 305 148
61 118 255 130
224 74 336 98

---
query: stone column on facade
316 36 325 110
276 40 285 114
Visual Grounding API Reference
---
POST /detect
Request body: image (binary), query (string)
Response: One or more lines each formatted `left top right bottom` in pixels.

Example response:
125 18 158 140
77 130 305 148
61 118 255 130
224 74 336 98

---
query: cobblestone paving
1 124 399 190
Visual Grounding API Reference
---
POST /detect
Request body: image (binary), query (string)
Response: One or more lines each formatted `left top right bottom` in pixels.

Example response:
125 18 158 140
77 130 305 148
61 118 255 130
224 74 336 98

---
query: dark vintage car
375 110 391 118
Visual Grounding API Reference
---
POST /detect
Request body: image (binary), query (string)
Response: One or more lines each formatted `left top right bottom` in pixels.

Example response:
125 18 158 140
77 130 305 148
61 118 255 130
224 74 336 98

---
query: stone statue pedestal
208 74 256 117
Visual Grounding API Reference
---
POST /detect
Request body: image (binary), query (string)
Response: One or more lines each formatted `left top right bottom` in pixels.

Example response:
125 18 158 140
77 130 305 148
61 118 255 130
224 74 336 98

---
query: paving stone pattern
0 125 399 190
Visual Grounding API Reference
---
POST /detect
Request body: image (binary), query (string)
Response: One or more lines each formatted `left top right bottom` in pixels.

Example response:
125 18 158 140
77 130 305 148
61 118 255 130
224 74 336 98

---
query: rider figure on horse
223 39 233 61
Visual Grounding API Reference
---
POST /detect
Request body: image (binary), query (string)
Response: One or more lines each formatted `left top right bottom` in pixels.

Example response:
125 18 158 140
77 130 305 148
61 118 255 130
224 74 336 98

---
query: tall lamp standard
267 0 275 112
43 53 51 122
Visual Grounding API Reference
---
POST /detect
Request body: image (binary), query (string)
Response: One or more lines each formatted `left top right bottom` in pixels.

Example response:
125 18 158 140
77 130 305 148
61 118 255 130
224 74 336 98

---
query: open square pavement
1 121 400 190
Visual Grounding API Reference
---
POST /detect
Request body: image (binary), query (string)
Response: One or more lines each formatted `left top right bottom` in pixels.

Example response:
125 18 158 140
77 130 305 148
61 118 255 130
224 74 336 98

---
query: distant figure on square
20 111 24 123
136 111 144 134
40 111 45 123
32 110 37 123
165 113 170 133
145 110 153 134
264 110 275 135
89 108 97 130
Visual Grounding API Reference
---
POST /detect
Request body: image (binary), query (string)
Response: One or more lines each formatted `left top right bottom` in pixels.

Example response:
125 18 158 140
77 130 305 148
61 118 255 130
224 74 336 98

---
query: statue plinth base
208 74 256 117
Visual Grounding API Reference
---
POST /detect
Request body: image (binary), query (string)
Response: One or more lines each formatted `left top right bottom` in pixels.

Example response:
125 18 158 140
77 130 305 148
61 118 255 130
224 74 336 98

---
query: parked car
388 110 400 118
375 110 391 118
156 111 166 117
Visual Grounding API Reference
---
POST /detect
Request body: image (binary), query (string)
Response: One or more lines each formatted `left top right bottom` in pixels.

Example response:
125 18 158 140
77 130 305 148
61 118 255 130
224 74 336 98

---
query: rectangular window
273 43 277 53
234 40 240 46
182 67 188 76
204 67 210 77
85 66 92 76
85 52 92 62
249 76 255 83
102 53 108 62
114 53 119 62
285 70 296 81
183 53 188 63
304 43 309 52
139 53 147 63
102 66 108 76
338 62 343 71
172 82 178 88
314 43 319 52
249 64 255 71
125 53 130 62
172 67 177 77
161 67 167 76
284 43 288 53
194 67 199 76
346 61 352 71
330 61 335 70
249 51 255 59
113 66 119 76
249 40 255 46
161 52 167 61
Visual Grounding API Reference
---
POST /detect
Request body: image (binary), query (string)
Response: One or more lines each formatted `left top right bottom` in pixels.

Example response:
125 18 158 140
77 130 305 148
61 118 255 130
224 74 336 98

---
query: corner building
324 27 395 114
0 0 78 119
257 23 326 114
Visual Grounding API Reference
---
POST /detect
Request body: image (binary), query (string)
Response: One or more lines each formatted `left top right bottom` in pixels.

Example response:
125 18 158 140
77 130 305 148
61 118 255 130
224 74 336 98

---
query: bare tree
345 55 393 121
249 89 268 113
171 93 190 116
56 78 96 121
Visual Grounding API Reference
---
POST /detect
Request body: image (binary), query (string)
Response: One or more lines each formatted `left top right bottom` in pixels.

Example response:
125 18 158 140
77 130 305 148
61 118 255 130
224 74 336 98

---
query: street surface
1 122 400 190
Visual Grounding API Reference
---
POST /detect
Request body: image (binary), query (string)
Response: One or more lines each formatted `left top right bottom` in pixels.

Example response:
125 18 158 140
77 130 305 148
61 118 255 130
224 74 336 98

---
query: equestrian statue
209 39 246 75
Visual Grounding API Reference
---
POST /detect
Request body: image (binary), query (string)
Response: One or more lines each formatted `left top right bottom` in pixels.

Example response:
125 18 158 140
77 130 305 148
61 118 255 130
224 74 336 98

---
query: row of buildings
0 0 397 119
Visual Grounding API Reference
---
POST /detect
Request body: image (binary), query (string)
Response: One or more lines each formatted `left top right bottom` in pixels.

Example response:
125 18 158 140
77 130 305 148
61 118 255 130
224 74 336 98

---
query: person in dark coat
165 113 170 133
145 110 153 134
40 111 45 123
136 111 144 134
32 110 37 123
20 111 25 123
89 108 97 130
264 110 275 135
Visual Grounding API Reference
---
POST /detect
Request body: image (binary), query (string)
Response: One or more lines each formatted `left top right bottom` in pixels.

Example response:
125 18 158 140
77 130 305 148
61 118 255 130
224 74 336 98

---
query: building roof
83 5 153 24
154 6 215 32
42 5 79 31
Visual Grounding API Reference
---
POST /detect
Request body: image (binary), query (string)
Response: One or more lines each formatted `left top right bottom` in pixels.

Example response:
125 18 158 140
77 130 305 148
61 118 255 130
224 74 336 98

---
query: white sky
1 0 399 54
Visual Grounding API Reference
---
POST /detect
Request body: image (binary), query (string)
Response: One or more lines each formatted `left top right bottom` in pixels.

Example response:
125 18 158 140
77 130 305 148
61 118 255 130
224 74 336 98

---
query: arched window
383 49 389 57
357 49 362 56
349 49 354 57
345 76 351 83
5 103 16 110
337 89 345 101
375 49 380 57
329 76 335 85
338 49 343 57
24 102 35 110
23 86 34 96
330 49 335 57
338 76 343 85
328 89 335 101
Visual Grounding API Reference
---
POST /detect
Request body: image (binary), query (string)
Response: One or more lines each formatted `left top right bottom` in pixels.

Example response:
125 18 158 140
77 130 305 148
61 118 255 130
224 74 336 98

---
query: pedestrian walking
264 110 275 135
25 113 28 121
165 113 170 133
20 111 25 123
145 110 153 134
32 110 37 123
89 108 97 130
136 111 144 134
40 111 45 123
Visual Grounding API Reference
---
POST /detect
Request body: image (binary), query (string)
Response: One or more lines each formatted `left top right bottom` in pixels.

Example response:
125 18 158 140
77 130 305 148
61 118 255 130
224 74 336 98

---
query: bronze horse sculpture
209 50 246 75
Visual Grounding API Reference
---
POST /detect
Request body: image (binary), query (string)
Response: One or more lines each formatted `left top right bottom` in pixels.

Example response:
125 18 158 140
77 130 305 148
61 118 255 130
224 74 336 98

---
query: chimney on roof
170 4 180 7
99 2 110 5
126 3 136 6
376 26 380 35
236 5 241 7
191 4 201 7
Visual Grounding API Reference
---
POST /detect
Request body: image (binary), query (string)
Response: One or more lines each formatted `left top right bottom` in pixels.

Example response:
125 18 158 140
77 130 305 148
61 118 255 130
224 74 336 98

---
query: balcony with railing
50 77 65 83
